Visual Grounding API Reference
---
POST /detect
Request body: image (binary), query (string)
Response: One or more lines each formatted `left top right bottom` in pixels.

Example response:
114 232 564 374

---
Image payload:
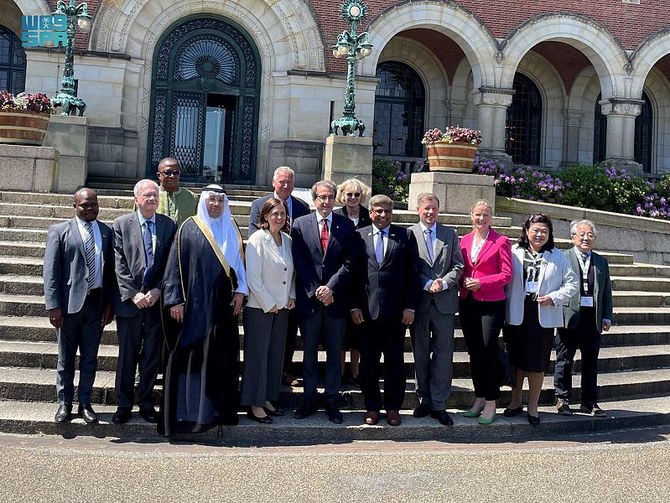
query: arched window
593 94 606 165
0 25 26 93
148 16 260 184
635 92 653 173
506 73 542 165
373 62 425 158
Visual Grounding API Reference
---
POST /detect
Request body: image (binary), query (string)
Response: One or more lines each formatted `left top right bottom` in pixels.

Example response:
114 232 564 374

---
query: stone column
473 87 514 166
562 109 583 165
599 97 643 175
42 116 89 193
322 134 373 187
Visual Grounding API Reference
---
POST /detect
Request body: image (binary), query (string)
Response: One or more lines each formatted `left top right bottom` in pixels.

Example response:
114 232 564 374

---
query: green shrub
372 157 409 202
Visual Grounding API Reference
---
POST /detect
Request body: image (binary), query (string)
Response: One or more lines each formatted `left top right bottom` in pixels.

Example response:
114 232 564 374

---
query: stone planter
0 111 50 146
426 141 478 172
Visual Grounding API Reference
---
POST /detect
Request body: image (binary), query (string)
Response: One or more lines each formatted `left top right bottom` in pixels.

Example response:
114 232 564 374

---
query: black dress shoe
293 401 318 419
527 412 541 426
112 407 132 425
78 404 98 424
325 404 343 424
431 410 454 426
503 406 524 417
413 403 432 418
247 409 273 424
54 404 73 423
139 406 159 423
264 404 285 417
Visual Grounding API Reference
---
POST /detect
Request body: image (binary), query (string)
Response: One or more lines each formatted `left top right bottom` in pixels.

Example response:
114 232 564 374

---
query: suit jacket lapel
68 218 85 259
381 226 396 268
433 225 445 264
365 229 376 268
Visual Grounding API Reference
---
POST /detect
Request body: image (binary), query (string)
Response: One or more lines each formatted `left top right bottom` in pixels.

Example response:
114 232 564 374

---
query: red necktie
321 219 329 253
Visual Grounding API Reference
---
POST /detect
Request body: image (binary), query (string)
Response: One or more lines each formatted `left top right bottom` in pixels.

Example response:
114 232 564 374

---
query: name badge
580 296 594 307
525 281 538 294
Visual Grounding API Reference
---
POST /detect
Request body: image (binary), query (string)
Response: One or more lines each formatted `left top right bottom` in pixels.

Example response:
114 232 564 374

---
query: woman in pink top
459 200 513 425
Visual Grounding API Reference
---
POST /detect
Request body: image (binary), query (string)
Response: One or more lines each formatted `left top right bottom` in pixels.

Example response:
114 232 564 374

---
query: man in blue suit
44 188 115 424
112 179 177 424
351 194 420 426
291 180 356 423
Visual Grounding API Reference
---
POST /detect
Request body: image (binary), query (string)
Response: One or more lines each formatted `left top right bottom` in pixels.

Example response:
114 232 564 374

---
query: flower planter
0 111 50 146
426 141 478 172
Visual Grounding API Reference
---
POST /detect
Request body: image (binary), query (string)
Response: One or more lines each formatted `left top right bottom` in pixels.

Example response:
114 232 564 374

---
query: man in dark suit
113 179 177 424
555 219 612 417
249 166 310 386
408 193 463 426
351 195 420 426
44 188 115 424
291 180 356 423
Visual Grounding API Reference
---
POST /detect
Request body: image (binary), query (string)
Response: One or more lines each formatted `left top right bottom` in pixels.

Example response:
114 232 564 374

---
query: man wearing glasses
291 180 357 423
156 157 197 227
554 219 612 417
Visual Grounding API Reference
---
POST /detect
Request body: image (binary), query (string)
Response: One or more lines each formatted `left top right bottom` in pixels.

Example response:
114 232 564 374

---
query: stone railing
496 197 670 266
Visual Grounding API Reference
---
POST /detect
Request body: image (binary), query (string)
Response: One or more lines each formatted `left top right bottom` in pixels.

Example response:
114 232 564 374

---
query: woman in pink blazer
459 200 513 425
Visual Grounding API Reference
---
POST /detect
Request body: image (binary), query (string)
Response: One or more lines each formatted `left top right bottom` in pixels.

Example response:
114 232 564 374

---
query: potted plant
0 91 52 146
421 125 482 172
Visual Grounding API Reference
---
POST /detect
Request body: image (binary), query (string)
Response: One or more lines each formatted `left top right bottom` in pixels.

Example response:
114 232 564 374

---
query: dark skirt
507 297 555 373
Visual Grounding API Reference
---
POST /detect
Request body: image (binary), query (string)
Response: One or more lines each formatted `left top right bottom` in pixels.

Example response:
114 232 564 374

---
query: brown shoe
364 410 379 425
556 398 572 416
386 410 401 426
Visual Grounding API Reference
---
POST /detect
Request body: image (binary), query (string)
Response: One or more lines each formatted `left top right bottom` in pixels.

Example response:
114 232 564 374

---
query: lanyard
575 249 591 292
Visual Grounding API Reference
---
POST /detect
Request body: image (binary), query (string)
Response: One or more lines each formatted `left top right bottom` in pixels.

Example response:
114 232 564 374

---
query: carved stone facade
4 0 670 184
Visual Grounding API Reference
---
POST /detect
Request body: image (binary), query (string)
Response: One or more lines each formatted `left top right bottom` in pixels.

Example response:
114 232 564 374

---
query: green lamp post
330 0 373 137
50 0 92 116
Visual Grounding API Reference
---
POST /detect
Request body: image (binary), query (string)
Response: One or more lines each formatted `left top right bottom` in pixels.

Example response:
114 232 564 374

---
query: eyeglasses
159 170 180 177
346 192 361 198
316 195 335 202
573 232 595 239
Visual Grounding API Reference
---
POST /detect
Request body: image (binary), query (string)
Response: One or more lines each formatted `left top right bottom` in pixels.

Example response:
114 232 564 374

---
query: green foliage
372 157 410 202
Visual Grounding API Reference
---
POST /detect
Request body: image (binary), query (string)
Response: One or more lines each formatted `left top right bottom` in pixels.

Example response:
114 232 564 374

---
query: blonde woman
335 178 372 386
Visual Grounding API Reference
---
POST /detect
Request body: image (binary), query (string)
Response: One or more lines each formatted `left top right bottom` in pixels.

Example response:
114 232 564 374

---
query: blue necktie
83 222 96 291
143 220 154 284
375 229 385 265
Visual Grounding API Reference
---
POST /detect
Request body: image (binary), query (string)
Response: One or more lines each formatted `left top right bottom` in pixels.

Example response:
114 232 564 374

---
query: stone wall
496 197 670 266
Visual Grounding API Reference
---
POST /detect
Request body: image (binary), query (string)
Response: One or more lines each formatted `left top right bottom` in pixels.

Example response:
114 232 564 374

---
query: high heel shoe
247 408 273 424
527 412 540 426
478 413 496 425
264 402 285 417
503 406 524 417
463 409 482 418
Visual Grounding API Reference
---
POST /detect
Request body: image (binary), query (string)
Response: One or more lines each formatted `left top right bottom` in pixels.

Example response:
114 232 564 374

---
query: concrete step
1 338 667 378
0 275 43 295
0 365 668 410
609 263 670 277
613 307 670 325
0 228 47 243
0 202 131 220
611 291 670 308
0 395 668 442
611 276 670 291
0 191 135 209
0 241 45 258
0 257 43 276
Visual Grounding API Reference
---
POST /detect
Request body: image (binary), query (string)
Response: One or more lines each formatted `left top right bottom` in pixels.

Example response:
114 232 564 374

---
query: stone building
2 0 670 186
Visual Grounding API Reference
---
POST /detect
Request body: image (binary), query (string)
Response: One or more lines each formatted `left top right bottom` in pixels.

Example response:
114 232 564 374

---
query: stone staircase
0 188 669 441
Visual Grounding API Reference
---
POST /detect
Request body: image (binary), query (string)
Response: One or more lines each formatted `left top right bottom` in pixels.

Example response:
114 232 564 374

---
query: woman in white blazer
504 214 577 426
241 198 296 423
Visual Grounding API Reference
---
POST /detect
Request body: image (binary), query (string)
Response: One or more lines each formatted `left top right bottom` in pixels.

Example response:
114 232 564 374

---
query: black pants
359 317 406 411
459 297 505 401
282 309 300 376
554 310 601 405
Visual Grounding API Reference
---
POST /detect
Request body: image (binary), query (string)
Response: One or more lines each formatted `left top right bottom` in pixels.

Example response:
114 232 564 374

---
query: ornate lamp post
330 0 373 137
50 0 92 116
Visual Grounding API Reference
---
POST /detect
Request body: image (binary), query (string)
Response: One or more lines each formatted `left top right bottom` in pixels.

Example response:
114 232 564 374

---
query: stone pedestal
322 134 373 186
408 171 496 214
43 116 89 193
0 145 59 192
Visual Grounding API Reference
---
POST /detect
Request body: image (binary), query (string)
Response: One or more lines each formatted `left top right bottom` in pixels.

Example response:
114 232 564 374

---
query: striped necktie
83 222 96 290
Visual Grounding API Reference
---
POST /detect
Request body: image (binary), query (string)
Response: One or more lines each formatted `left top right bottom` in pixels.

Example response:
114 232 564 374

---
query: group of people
43 158 612 434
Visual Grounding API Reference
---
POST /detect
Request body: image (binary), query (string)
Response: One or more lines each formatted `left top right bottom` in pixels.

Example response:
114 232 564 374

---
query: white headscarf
196 184 248 295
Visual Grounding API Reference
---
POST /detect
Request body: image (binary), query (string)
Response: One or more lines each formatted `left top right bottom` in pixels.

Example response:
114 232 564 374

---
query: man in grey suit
249 166 310 386
44 188 115 424
408 193 463 426
112 179 177 424
555 219 612 417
